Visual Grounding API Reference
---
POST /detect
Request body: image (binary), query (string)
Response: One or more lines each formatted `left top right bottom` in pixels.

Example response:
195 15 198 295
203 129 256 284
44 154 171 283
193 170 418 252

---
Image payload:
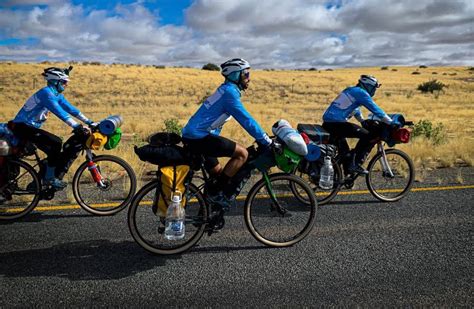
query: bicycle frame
12 138 107 193
187 149 289 217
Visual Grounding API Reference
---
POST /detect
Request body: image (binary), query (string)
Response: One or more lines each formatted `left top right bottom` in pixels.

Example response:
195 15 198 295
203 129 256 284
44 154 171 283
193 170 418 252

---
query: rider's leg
182 135 238 206
55 133 88 180
349 127 373 175
323 122 370 174
221 144 248 180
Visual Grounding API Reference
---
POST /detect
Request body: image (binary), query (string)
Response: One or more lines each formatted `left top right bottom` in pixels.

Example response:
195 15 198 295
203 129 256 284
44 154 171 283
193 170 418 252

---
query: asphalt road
0 185 472 307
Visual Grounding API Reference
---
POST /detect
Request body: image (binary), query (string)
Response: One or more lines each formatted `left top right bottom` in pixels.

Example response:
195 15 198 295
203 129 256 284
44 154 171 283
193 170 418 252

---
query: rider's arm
354 108 364 123
224 92 271 146
58 96 93 125
43 94 80 128
357 89 392 124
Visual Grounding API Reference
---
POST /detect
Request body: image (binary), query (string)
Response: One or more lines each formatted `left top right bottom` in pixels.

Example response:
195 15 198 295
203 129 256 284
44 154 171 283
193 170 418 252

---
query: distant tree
202 63 220 71
308 67 317 71
380 66 389 70
419 65 428 68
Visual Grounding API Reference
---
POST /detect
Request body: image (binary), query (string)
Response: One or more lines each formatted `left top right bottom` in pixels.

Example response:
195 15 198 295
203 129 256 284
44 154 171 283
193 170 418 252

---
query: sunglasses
242 70 250 79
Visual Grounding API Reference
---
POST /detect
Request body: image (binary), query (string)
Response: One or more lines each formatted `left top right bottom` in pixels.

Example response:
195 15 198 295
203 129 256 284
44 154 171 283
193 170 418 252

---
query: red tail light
391 128 411 143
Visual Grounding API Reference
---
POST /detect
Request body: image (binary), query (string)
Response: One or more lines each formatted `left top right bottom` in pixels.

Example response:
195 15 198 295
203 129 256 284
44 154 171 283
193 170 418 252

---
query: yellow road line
1 184 473 213
335 185 474 195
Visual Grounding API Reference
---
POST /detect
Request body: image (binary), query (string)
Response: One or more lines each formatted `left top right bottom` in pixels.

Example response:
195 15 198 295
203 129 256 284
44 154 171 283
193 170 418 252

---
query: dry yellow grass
1 62 473 179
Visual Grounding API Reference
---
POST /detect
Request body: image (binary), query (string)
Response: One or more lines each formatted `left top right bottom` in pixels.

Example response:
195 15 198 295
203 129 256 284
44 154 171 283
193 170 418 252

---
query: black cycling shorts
182 135 236 171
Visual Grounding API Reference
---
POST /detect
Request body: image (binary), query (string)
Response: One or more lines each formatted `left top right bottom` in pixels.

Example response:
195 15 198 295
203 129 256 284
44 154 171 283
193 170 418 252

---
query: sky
0 0 473 68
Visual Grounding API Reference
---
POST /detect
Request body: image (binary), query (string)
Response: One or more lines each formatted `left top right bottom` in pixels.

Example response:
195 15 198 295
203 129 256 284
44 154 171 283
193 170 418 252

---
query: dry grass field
1 62 473 183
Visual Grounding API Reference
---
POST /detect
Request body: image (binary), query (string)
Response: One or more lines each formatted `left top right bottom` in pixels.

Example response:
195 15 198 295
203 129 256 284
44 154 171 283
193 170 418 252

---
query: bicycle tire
291 159 343 205
0 159 41 220
72 155 137 215
366 149 415 202
128 181 208 255
244 173 317 247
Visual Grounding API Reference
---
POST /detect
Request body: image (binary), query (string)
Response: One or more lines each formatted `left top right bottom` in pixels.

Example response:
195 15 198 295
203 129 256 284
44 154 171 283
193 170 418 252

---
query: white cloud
0 0 473 67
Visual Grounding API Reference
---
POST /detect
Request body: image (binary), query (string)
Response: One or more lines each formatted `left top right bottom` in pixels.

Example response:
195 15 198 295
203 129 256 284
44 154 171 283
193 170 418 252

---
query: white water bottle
319 156 334 190
164 191 185 240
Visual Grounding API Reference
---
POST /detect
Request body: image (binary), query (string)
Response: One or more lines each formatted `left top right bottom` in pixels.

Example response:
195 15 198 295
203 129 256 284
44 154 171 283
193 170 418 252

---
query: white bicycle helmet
42 66 72 82
358 75 380 88
358 75 380 97
220 58 250 77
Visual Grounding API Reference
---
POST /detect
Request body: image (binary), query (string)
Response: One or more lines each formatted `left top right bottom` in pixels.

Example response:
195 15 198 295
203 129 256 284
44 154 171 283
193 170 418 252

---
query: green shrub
380 66 389 70
412 119 447 145
163 118 182 135
417 79 446 93
412 71 421 75
202 63 220 71
419 65 428 68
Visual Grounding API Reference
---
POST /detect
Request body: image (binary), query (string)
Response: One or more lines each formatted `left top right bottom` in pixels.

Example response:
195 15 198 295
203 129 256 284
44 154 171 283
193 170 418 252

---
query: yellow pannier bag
153 165 190 217
86 132 108 150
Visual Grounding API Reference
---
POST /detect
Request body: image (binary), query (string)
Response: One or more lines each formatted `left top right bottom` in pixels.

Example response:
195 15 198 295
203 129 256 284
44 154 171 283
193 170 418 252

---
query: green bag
104 127 122 150
274 146 301 173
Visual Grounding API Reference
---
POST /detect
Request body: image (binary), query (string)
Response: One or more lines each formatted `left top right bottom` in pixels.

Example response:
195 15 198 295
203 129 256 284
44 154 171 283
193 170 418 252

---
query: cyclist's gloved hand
257 140 273 153
88 122 99 129
73 124 91 136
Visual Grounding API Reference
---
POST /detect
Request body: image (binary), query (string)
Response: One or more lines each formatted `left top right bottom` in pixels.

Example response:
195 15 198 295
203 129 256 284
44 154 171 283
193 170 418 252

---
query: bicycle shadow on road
0 239 176 280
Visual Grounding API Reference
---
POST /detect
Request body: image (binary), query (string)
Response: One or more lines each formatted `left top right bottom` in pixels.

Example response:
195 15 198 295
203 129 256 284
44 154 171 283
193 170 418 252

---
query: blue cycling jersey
323 86 389 123
13 86 85 128
182 81 271 145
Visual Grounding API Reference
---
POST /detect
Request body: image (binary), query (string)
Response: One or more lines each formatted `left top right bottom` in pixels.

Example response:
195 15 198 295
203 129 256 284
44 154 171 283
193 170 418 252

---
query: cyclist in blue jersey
322 75 394 175
182 58 272 209
9 66 95 190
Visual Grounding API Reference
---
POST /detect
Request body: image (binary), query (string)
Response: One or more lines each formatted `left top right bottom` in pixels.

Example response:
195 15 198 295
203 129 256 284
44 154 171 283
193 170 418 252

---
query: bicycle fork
377 143 394 178
85 150 107 188
263 173 288 216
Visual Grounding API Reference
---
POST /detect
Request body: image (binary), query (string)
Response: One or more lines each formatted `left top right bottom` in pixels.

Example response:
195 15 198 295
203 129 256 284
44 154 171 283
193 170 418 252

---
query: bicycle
0 127 137 220
128 139 317 255
292 115 415 204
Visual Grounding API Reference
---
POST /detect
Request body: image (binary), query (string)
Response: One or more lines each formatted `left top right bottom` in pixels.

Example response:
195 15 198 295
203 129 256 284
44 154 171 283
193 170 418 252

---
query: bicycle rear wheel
72 155 136 215
244 173 317 247
128 181 207 255
366 149 415 202
291 159 343 205
0 159 41 220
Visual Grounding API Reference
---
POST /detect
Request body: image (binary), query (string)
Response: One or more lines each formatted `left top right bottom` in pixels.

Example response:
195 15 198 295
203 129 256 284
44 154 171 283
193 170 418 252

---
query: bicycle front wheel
128 182 208 255
72 155 137 215
366 149 415 202
0 159 41 220
245 173 317 247
291 159 343 205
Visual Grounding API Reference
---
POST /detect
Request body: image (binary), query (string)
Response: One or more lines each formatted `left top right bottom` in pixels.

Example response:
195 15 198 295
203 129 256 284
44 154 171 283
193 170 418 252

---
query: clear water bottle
164 191 185 240
319 156 334 190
